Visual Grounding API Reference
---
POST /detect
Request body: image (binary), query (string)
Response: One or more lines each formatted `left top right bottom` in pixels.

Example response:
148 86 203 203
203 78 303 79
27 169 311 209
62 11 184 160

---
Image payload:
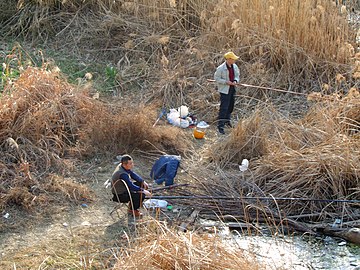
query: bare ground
0 161 130 268
0 138 198 269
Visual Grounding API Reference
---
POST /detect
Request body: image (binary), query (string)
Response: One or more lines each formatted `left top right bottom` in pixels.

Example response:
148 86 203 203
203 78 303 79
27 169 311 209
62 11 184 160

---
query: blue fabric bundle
150 155 181 186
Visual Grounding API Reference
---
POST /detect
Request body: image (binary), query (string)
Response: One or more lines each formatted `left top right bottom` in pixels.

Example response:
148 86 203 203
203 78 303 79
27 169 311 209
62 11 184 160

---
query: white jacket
214 62 240 94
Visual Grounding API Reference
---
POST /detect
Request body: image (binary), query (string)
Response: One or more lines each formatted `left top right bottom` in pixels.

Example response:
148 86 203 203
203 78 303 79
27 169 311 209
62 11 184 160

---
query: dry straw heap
0 67 188 210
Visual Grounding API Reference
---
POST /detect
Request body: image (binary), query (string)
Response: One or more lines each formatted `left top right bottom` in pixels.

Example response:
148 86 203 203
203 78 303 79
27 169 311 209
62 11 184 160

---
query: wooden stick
150 195 360 204
206 79 307 96
151 183 190 192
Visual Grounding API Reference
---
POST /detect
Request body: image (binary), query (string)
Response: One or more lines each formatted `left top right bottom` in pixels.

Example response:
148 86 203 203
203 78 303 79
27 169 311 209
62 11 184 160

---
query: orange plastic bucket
193 128 205 139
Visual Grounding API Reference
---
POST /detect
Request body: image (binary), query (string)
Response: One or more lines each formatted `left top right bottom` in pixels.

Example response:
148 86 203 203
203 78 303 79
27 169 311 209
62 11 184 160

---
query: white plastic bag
178 105 189 118
179 119 189 128
167 109 189 128
167 109 180 125
239 159 249 172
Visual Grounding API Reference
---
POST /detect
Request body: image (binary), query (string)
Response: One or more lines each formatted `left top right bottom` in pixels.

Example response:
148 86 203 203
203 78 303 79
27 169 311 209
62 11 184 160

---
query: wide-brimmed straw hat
224 51 239 60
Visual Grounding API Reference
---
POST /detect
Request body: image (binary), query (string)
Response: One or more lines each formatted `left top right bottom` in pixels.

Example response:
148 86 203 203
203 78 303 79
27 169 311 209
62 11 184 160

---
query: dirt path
0 162 131 269
0 152 196 269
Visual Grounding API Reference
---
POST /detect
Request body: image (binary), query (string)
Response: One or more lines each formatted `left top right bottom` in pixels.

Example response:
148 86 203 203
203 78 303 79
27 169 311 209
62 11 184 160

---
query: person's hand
142 189 152 197
142 181 149 190
226 81 237 86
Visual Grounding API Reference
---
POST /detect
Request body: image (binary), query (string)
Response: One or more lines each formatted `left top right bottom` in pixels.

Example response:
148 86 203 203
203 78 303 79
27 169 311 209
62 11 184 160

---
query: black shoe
218 127 225 134
225 122 233 128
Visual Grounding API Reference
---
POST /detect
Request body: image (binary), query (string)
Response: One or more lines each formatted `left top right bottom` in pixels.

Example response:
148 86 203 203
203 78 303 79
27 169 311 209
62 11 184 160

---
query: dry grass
0 66 189 210
0 219 124 269
3 0 357 117
0 0 17 22
252 135 360 213
0 216 263 270
305 89 360 134
79 102 191 156
44 174 93 202
6 0 206 40
114 220 261 270
199 0 354 95
205 91 360 216
1 1 360 266
207 108 271 168
0 67 90 209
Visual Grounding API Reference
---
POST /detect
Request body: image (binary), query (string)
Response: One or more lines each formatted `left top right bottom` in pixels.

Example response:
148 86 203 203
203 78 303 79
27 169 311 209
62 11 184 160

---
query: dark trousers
112 181 145 210
218 86 235 128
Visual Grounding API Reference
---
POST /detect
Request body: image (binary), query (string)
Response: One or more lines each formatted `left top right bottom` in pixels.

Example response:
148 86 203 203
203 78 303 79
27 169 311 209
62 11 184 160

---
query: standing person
214 51 240 134
111 154 151 217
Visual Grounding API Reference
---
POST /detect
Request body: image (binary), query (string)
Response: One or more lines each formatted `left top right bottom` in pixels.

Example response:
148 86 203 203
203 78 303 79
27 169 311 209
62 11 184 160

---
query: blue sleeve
129 170 143 183
120 173 142 192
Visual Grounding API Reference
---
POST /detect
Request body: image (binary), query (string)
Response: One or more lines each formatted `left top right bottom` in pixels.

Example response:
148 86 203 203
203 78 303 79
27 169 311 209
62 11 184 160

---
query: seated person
150 155 181 186
111 154 151 217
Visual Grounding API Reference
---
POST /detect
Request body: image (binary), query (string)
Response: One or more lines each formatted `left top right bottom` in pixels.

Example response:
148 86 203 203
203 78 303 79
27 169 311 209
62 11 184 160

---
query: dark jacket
150 155 181 186
111 164 144 194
